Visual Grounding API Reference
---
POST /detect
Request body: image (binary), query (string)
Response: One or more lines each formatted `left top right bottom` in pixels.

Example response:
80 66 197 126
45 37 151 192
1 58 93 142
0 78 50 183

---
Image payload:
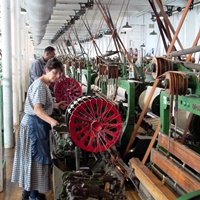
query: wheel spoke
54 77 82 104
67 95 122 152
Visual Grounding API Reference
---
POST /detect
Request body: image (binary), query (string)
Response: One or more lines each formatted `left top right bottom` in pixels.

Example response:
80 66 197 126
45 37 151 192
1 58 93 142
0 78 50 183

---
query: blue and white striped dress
11 79 54 193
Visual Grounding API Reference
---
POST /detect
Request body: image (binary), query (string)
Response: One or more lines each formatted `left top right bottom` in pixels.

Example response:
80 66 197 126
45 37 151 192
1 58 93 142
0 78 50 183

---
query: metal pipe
1 0 14 148
17 0 23 112
169 156 200 181
151 165 186 196
11 0 19 125
25 0 56 45
183 62 200 71
170 45 200 57
75 146 80 170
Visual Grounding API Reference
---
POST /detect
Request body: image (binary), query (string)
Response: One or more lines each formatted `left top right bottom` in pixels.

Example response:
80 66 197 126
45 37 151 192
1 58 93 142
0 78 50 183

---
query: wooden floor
0 148 54 200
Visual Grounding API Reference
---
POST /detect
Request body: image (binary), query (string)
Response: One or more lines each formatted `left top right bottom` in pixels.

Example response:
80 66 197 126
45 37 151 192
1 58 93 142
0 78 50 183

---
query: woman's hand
54 101 68 110
34 104 60 128
49 118 59 128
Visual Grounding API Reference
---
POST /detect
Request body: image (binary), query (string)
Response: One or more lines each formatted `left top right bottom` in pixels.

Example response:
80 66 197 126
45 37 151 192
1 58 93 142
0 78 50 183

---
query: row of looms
49 44 200 200
0 0 200 199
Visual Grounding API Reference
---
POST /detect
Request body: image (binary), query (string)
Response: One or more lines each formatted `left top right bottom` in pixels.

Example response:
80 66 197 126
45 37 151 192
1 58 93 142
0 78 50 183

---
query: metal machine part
151 56 174 79
60 171 125 200
51 54 200 200
51 128 132 200
66 95 122 152
54 77 82 104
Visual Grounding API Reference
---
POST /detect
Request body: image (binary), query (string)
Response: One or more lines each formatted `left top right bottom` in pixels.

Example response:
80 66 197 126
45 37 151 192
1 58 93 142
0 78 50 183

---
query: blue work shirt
29 57 46 85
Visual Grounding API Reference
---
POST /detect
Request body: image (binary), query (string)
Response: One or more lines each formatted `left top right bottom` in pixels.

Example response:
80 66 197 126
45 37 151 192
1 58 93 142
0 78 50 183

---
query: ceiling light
20 8 27 14
150 12 156 22
158 12 164 20
122 1 132 31
94 33 103 39
104 30 112 37
122 22 132 31
189 0 194 10
166 5 174 17
150 30 157 35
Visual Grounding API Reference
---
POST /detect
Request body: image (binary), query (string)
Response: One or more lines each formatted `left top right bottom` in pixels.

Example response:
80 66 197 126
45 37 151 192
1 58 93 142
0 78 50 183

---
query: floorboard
0 148 54 200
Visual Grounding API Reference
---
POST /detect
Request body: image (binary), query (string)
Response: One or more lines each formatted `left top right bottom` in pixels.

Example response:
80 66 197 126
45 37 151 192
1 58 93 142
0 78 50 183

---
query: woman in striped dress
11 58 67 200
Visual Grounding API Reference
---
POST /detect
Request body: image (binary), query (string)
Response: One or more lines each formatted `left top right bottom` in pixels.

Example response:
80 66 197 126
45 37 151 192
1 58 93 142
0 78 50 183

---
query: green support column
160 92 170 135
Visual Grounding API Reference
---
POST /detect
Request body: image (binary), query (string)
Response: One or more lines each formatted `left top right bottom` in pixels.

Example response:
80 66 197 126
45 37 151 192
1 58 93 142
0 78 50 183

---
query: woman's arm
54 101 68 110
34 104 59 128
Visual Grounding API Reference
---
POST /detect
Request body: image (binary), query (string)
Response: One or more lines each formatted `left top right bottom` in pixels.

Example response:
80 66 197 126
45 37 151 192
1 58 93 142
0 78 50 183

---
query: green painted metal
160 92 171 135
173 62 200 96
160 90 200 135
82 59 91 94
120 53 127 79
72 66 76 80
160 65 200 135
101 77 107 95
177 190 200 200
118 79 135 150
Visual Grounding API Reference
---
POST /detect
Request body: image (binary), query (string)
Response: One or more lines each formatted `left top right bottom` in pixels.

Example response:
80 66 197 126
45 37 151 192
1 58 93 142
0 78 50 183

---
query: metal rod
186 30 200 62
183 62 200 70
151 165 186 196
75 146 80 170
170 45 200 57
169 156 200 182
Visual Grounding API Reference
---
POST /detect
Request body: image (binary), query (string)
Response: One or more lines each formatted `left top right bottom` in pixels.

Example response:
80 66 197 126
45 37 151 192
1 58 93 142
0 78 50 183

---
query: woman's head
45 57 64 72
45 58 64 83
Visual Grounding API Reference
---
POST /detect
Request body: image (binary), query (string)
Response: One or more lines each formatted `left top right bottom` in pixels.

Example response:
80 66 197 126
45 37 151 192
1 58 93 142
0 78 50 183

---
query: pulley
66 95 122 152
151 57 174 79
54 77 82 104
164 71 188 96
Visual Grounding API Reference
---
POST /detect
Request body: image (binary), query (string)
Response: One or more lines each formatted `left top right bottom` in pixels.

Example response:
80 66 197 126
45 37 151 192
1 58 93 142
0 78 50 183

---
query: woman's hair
45 57 64 72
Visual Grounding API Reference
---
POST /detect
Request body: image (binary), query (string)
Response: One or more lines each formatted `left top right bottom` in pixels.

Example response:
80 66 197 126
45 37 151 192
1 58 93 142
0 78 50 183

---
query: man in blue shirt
29 46 56 85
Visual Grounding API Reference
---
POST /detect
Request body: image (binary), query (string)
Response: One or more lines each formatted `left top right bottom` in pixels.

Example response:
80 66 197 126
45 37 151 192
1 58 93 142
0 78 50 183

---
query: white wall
35 4 200 62
117 5 200 60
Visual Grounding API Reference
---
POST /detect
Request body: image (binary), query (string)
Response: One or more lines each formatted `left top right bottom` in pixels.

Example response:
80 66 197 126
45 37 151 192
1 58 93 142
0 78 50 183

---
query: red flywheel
54 77 82 104
66 96 122 152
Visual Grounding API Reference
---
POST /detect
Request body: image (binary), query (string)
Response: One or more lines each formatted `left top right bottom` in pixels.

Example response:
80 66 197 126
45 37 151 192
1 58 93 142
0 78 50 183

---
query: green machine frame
159 63 200 199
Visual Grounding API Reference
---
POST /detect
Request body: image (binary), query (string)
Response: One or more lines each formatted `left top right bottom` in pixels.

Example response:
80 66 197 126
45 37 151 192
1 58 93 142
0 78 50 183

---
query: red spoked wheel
54 78 82 104
67 96 122 152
